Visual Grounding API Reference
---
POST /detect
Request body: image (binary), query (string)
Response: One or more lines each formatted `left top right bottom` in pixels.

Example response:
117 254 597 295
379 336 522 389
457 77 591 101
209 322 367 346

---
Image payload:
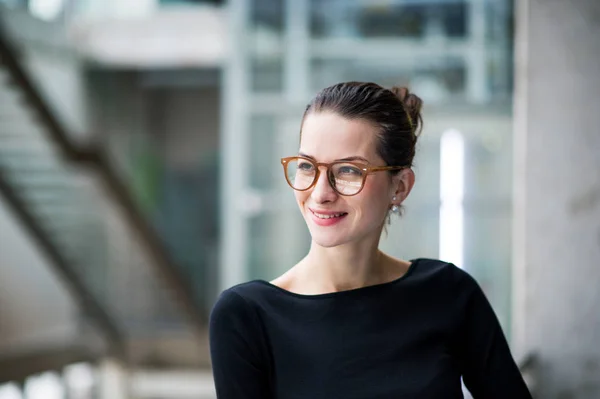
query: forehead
299 112 381 162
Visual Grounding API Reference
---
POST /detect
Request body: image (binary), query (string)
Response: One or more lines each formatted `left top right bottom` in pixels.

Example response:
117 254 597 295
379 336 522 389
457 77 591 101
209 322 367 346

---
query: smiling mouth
310 210 348 219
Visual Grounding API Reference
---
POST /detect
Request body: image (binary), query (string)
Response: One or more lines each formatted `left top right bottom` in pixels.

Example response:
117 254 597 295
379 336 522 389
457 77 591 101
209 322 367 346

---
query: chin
312 237 347 248
307 227 352 248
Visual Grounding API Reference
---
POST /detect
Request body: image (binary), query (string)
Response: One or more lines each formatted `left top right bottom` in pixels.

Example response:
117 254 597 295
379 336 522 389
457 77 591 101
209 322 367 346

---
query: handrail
0 23 206 333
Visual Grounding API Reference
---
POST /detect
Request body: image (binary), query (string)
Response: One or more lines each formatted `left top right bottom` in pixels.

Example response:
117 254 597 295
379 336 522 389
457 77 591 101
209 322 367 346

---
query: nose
310 167 338 203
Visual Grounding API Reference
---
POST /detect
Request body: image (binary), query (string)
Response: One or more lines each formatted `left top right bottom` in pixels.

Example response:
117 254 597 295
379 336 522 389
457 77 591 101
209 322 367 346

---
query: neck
302 235 390 293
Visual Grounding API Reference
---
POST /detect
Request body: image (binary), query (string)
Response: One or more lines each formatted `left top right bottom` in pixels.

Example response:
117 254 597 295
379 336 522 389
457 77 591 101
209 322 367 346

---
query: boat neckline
251 258 421 299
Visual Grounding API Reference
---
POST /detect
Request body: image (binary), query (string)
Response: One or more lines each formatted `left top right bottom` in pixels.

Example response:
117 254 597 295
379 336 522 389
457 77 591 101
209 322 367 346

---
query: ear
391 168 415 204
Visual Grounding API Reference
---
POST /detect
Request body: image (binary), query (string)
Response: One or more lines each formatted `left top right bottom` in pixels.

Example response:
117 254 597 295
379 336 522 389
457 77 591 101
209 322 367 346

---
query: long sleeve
209 289 271 398
458 275 532 398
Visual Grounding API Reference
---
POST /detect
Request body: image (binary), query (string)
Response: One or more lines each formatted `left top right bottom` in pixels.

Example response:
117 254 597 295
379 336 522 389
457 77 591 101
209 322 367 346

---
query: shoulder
210 281 272 319
410 259 492 322
209 283 273 368
209 281 271 337
411 258 472 281
410 258 481 294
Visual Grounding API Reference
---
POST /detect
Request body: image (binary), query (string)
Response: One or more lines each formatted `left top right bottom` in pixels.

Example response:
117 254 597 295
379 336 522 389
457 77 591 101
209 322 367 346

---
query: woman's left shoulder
410 258 479 290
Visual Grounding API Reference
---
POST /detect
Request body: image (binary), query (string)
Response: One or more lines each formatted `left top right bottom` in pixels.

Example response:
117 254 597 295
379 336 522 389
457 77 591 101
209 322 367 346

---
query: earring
391 196 399 213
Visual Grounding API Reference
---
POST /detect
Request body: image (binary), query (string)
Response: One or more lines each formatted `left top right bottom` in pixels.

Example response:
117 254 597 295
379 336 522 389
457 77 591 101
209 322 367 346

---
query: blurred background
0 0 597 398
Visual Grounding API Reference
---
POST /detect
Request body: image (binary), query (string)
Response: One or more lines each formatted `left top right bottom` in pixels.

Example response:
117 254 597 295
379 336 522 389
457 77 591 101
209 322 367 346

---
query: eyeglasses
281 156 406 196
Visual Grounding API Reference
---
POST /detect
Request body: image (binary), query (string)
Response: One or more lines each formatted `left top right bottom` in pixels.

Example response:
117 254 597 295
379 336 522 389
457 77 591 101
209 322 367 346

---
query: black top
209 258 531 399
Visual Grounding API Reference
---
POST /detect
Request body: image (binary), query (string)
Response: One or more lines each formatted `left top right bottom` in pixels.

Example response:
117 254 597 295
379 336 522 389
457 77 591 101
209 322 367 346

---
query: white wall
70 6 225 68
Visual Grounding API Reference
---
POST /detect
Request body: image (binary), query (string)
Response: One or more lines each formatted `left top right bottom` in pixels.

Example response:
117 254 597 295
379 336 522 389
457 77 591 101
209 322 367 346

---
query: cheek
355 179 390 218
295 191 308 209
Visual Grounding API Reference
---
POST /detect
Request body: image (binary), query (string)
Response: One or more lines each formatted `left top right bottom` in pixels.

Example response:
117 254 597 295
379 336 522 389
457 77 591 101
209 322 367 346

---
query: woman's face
295 111 411 248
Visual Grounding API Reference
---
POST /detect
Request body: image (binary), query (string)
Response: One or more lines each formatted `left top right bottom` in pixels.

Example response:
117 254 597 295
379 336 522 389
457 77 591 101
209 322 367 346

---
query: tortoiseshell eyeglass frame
280 156 407 197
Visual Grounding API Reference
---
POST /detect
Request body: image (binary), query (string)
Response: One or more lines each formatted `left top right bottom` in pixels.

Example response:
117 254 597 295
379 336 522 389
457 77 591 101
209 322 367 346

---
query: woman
209 82 531 398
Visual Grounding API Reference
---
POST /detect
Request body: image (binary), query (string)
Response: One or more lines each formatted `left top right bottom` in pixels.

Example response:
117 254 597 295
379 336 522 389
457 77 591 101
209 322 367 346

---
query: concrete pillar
513 0 600 397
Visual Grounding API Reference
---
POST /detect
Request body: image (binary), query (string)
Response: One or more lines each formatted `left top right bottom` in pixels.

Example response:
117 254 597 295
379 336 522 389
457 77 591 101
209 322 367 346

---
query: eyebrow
298 152 370 163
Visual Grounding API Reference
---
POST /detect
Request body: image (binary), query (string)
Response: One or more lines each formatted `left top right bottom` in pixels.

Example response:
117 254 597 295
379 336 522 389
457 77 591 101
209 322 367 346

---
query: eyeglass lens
285 158 364 195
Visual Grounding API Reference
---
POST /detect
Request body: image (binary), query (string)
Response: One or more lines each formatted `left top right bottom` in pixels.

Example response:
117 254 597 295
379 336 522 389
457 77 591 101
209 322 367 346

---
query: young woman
209 82 532 398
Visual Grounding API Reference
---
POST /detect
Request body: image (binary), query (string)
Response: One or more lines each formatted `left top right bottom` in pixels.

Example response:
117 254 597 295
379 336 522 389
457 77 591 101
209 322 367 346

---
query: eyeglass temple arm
368 166 407 172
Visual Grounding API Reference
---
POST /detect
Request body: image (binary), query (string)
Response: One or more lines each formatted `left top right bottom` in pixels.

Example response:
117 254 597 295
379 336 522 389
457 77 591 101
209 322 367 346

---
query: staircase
0 11 208 374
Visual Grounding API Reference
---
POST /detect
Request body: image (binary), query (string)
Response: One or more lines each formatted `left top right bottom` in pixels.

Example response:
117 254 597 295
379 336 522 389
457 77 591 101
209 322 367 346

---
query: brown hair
301 82 423 171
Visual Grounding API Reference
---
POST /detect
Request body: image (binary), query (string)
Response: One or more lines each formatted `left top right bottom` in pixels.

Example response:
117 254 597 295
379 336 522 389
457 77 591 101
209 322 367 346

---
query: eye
337 165 363 176
297 161 315 171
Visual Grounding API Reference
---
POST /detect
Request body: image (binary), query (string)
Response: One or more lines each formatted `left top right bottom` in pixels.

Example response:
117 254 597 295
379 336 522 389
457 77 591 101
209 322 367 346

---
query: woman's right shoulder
211 281 271 315
209 281 270 334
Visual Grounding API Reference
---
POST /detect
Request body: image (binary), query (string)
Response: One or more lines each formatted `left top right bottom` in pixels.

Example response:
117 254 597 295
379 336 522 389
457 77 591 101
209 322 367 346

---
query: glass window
0 0 27 9
249 210 310 280
249 115 279 190
311 59 467 104
251 58 284 93
310 0 468 39
252 0 285 32
159 0 223 5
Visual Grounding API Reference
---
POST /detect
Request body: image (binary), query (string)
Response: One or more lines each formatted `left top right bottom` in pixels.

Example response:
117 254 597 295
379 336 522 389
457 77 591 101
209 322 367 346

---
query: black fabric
209 258 531 399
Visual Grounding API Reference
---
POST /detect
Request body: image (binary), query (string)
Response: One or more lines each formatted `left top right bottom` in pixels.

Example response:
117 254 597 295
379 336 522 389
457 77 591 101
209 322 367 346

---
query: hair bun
390 86 423 135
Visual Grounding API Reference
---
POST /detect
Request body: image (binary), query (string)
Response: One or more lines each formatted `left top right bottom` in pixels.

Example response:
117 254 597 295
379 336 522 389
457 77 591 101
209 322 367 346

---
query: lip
308 208 348 227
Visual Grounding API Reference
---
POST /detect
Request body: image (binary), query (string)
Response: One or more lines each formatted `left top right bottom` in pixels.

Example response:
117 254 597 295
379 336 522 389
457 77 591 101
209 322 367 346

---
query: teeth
313 212 344 219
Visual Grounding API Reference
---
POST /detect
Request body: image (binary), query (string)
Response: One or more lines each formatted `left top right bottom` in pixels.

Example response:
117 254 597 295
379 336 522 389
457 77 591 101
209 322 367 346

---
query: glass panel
463 128 513 335
311 59 467 103
464 130 512 200
84 73 220 319
249 0 285 93
485 1 513 100
0 0 27 8
310 0 469 39
251 58 284 93
251 0 285 33
380 135 441 260
249 115 279 190
159 0 222 4
307 0 513 104
246 111 310 280
464 209 512 333
249 211 310 281
139 87 221 318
